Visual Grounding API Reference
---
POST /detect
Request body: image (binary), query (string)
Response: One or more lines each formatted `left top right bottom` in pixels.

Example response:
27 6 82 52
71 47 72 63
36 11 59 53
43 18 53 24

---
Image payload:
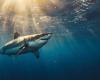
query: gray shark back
0 33 52 57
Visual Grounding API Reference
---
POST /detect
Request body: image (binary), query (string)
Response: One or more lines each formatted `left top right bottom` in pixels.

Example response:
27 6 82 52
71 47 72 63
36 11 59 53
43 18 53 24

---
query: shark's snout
40 33 52 40
29 33 52 49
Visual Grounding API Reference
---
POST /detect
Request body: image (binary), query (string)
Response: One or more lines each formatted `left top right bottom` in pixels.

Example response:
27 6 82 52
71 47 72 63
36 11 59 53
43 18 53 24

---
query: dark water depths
0 0 100 80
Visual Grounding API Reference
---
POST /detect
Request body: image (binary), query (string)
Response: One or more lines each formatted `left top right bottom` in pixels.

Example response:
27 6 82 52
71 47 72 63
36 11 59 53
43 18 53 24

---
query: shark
0 33 52 58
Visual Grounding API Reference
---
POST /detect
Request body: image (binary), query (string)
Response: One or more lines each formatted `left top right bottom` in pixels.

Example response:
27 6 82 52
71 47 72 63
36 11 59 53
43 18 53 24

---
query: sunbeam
0 0 61 36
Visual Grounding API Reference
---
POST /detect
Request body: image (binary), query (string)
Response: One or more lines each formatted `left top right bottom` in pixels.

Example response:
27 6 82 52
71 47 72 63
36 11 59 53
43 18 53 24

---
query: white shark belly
4 46 21 55
28 40 48 49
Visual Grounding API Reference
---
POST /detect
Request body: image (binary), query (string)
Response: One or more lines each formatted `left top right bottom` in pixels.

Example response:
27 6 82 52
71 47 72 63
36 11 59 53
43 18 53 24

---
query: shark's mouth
41 38 47 40
40 36 50 40
40 33 52 40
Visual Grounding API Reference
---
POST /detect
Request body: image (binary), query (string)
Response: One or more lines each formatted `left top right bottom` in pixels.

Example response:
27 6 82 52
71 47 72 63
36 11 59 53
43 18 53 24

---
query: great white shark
0 33 52 58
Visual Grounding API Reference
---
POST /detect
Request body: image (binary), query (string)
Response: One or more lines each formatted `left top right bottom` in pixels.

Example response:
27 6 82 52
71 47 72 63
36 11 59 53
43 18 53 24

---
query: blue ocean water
0 23 100 80
0 0 100 80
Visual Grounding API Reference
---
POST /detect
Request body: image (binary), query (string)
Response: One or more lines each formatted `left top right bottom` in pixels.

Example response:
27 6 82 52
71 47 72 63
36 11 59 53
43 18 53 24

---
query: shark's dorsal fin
14 32 20 39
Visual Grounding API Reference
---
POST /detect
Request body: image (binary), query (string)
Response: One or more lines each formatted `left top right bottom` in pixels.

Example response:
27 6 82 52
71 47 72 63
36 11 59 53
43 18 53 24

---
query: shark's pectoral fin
16 46 26 55
34 50 40 59
16 39 28 55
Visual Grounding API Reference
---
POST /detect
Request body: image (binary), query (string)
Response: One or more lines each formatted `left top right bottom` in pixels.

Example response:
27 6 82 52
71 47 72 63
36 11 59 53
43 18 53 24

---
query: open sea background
0 0 100 80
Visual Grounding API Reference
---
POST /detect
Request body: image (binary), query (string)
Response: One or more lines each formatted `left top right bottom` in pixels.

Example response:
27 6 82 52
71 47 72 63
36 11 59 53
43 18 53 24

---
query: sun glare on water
0 0 61 35
1 0 43 15
0 0 94 48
